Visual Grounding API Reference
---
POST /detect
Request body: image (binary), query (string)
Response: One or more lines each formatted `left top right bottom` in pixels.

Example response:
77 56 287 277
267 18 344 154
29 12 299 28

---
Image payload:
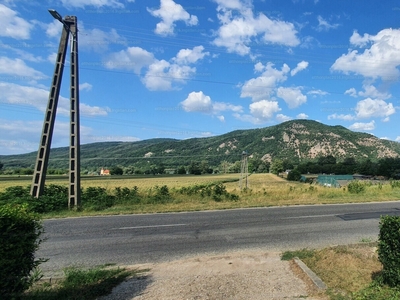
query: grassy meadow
1 173 400 217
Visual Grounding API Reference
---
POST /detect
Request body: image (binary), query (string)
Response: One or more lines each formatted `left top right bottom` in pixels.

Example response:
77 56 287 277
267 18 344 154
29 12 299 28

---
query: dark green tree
177 166 186 174
189 162 202 175
110 166 123 175
270 159 284 175
287 169 302 181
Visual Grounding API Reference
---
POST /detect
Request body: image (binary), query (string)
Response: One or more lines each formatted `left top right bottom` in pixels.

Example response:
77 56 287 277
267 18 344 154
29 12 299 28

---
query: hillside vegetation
1 120 399 172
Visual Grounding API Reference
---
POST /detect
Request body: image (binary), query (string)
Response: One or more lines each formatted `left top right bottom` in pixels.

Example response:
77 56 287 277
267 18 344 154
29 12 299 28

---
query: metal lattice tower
31 10 81 209
239 151 249 190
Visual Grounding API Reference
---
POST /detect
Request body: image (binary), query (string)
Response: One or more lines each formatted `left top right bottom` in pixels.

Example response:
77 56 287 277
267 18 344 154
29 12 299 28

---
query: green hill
1 120 400 170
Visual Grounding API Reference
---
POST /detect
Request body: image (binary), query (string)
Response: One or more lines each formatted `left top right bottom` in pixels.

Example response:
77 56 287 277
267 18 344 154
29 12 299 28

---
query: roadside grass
22 265 147 300
282 242 400 299
1 174 400 219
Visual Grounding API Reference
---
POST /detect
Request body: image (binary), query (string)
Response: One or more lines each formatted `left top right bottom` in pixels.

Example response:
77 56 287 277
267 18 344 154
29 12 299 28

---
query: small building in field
100 168 110 176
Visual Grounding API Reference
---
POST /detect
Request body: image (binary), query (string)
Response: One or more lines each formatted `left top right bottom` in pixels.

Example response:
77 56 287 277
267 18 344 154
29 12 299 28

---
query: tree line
1 156 400 178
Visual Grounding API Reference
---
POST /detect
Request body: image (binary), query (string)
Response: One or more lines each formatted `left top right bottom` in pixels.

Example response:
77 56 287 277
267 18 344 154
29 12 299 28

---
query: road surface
37 201 400 275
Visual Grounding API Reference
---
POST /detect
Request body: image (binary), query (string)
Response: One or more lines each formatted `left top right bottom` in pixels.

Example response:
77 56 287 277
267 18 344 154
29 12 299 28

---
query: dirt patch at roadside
99 250 326 300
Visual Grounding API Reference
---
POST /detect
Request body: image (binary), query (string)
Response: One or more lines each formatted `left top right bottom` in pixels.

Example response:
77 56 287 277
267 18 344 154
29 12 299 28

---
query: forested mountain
1 120 400 171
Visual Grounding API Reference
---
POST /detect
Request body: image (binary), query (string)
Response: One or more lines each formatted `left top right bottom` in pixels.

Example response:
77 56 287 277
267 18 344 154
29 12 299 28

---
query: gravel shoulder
98 250 327 300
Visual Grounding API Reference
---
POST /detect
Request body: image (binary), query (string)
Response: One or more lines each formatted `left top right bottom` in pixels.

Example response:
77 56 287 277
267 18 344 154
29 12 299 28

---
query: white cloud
328 113 355 121
0 82 108 117
345 85 391 99
212 0 299 56
276 114 292 122
0 57 46 80
307 89 328 97
0 119 93 155
297 113 309 119
105 45 209 91
355 98 395 120
79 82 93 91
147 0 198 36
249 100 281 122
396 136 400 142
331 28 400 80
60 0 125 8
315 15 340 32
349 120 375 131
349 30 371 47
46 19 62 38
241 62 290 101
105 46 155 74
358 84 391 100
291 61 309 76
181 91 243 115
217 115 225 122
79 27 126 52
181 91 213 113
277 87 307 108
173 46 209 64
0 4 32 39
345 88 357 97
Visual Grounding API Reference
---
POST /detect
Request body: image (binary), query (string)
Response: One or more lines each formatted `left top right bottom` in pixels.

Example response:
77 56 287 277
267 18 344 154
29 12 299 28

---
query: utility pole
240 151 249 190
30 10 81 209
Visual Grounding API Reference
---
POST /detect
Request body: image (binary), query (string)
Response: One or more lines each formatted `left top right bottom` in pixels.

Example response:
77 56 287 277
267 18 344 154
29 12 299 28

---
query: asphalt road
38 201 400 275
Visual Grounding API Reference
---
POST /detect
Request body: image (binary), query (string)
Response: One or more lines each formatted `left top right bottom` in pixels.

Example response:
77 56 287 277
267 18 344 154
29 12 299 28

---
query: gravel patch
98 250 326 300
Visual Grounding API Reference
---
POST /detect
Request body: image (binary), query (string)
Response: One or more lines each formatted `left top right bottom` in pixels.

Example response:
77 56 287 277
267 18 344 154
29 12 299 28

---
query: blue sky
1 0 399 155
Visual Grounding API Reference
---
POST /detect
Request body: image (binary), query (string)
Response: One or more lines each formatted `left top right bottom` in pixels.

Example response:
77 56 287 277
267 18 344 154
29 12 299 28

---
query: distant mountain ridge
1 120 400 169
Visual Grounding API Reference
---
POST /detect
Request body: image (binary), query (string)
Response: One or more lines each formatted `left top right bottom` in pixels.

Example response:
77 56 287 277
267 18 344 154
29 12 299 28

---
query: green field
1 173 400 217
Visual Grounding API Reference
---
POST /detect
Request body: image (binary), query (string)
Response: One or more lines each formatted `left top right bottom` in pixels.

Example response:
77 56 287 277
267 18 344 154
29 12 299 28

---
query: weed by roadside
22 265 146 300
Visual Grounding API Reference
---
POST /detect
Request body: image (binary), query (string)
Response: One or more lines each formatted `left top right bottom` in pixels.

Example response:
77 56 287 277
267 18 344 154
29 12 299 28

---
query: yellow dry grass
302 243 381 295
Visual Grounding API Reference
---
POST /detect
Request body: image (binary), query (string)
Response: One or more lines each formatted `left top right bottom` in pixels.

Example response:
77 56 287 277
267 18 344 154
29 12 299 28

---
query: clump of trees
281 155 400 182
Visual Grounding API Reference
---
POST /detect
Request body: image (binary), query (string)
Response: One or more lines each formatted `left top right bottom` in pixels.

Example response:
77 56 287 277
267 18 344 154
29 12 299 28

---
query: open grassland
1 173 400 218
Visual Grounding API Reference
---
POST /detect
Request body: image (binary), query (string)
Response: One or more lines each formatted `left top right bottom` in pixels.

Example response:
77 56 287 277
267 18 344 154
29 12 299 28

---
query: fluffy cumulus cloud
105 45 209 91
249 100 281 122
345 84 391 100
181 91 243 119
212 0 299 56
148 0 198 36
181 91 213 113
331 28 400 80
0 4 32 39
296 113 309 119
241 62 290 101
355 98 395 120
277 87 307 108
349 120 375 131
276 114 292 122
105 46 155 74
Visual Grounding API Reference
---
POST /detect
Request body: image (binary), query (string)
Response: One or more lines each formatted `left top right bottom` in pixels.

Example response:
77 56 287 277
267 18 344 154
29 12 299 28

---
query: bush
287 169 302 181
347 180 366 194
81 187 115 211
0 204 46 298
378 215 400 287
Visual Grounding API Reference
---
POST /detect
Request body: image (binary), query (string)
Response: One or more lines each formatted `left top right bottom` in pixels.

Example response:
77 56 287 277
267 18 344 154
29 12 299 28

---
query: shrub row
0 183 239 213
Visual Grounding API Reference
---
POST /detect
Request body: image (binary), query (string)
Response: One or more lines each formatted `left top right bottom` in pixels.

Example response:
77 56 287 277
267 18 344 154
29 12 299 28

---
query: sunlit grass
2 173 400 219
